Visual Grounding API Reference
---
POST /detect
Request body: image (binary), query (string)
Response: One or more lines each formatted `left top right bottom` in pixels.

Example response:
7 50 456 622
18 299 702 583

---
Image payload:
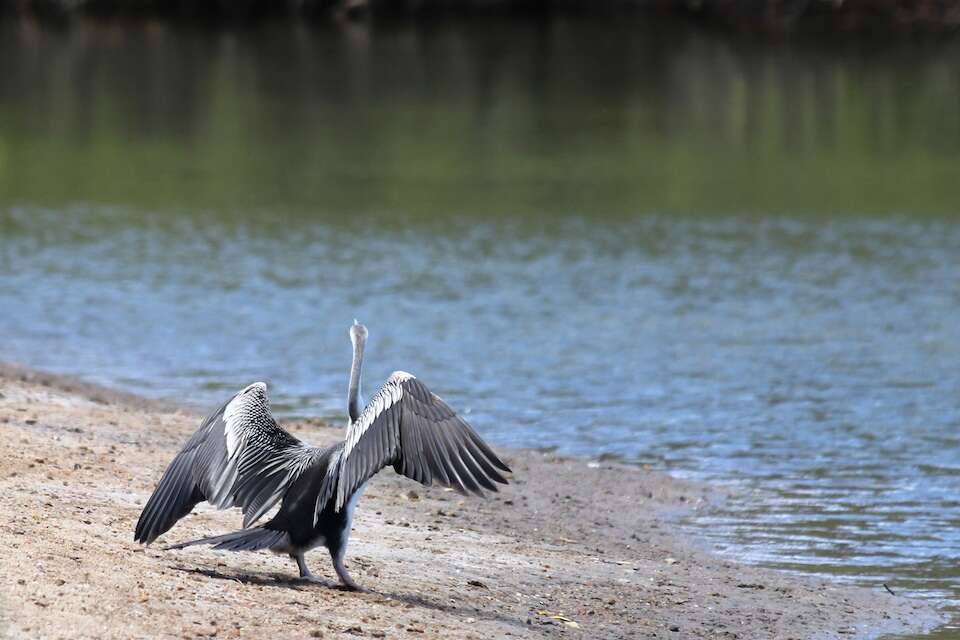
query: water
1 17 959 634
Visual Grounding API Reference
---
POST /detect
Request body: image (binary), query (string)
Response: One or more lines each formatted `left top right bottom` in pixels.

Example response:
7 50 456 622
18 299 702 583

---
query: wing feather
323 372 510 514
135 382 320 544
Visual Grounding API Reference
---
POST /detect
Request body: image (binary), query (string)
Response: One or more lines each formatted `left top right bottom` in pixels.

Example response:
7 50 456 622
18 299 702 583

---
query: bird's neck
347 337 364 423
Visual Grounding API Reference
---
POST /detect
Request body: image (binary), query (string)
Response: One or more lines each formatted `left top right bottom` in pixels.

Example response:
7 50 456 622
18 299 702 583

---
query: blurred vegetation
0 0 959 31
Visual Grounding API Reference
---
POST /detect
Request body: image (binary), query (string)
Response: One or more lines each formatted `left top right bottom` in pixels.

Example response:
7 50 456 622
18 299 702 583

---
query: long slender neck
347 334 365 423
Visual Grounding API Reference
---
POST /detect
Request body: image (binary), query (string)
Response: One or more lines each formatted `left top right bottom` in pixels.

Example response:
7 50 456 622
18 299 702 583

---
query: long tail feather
165 527 288 552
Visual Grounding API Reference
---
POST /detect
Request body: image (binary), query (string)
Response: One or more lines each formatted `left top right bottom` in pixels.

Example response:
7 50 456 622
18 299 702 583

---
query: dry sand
0 364 943 639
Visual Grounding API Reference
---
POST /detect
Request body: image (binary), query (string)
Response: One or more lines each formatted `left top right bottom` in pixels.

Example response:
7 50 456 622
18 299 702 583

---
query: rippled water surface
1 17 959 634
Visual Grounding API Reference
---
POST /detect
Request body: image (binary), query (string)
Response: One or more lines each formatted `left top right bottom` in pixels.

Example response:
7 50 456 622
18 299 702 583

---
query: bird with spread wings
134 321 510 590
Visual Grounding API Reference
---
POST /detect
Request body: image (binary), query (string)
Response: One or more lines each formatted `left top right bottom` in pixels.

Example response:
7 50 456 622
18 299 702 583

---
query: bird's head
350 319 368 346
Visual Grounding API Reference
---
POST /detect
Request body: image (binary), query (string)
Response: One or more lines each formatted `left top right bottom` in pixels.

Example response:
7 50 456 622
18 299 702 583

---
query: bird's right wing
134 382 320 545
318 372 511 515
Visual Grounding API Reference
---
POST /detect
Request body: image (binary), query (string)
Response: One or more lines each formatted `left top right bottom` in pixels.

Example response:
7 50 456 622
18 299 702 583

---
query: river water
0 17 958 635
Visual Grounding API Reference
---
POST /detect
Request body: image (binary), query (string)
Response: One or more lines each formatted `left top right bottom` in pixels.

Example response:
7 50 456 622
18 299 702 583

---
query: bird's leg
330 545 361 591
293 552 326 584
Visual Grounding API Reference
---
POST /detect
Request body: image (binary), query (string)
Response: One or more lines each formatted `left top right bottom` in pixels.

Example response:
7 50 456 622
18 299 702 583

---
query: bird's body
134 322 510 589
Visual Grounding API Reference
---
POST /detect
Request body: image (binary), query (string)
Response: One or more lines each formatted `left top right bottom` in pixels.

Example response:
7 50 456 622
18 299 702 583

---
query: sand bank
0 365 942 639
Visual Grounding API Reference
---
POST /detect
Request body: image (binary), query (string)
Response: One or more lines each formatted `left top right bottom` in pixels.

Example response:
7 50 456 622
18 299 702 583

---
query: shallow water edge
0 359 948 639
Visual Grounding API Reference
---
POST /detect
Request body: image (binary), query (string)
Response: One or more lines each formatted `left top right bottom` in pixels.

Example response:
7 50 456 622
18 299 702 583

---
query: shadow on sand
169 562 526 629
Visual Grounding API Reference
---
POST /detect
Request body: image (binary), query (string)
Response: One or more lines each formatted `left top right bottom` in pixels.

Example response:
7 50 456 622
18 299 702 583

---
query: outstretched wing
320 372 511 514
134 382 320 545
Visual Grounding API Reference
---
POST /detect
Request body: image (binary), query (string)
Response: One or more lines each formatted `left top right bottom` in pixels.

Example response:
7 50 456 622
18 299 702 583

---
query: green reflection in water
0 19 959 218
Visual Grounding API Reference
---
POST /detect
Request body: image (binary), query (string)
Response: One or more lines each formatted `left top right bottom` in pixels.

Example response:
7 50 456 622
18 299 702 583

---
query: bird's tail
165 527 288 552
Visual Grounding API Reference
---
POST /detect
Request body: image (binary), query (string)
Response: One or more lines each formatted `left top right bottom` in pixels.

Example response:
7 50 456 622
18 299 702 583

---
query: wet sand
0 364 942 639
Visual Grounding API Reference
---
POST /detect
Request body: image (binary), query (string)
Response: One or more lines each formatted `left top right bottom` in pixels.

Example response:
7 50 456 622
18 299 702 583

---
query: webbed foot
335 575 362 591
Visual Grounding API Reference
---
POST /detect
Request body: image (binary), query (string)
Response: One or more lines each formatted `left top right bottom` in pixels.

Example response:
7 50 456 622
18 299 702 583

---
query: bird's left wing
318 372 511 514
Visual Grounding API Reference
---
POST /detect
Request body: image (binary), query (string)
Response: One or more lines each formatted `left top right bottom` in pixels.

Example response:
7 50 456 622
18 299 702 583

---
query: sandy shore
0 364 942 639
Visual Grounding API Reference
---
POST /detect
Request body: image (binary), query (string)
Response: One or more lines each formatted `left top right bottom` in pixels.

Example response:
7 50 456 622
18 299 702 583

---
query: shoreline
0 363 944 639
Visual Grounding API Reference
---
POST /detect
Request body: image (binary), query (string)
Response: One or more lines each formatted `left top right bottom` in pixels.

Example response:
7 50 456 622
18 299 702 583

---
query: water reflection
1 18 959 215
